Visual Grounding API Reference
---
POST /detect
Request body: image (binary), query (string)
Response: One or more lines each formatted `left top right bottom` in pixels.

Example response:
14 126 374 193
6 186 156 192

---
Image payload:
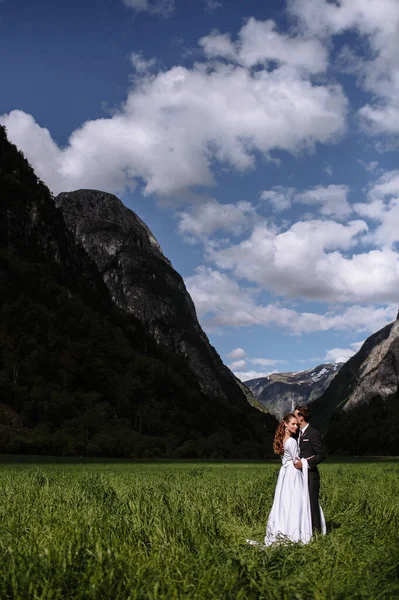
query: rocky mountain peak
56 190 169 270
55 189 244 401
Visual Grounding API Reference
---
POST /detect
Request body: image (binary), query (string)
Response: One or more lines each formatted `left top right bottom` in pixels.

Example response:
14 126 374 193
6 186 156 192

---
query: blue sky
2 0 399 380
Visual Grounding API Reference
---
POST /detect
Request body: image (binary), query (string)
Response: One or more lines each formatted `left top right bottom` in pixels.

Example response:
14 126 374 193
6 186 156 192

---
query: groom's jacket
299 425 326 471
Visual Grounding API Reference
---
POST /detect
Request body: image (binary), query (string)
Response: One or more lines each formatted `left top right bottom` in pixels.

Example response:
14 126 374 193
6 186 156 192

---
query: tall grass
0 460 397 599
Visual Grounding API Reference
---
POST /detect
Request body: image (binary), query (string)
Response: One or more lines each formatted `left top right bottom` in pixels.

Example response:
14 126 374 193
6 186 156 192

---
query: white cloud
360 105 399 136
123 0 175 17
235 370 275 382
357 159 379 173
356 202 399 248
295 184 351 219
1 19 347 197
177 200 256 240
324 347 355 363
185 266 261 327
251 358 287 366
226 348 247 359
130 52 157 73
207 219 398 304
185 266 397 334
203 0 222 13
260 184 351 219
354 170 399 248
260 187 295 211
229 359 247 370
200 17 328 73
289 0 399 136
368 170 399 201
324 340 364 364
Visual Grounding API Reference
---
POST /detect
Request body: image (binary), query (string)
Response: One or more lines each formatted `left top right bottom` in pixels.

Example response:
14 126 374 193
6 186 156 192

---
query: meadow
0 458 397 599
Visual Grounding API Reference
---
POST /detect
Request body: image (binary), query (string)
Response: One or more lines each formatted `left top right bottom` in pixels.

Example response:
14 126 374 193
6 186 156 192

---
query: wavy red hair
273 413 296 455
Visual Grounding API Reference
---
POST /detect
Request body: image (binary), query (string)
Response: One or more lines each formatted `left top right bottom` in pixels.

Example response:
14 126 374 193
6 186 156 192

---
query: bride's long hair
273 413 296 455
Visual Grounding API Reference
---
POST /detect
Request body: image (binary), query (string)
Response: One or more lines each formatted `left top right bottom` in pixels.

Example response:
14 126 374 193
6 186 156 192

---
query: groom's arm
308 429 326 468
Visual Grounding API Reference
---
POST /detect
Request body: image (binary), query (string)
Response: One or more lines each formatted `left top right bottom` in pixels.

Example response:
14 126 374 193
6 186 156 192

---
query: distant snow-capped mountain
245 363 343 419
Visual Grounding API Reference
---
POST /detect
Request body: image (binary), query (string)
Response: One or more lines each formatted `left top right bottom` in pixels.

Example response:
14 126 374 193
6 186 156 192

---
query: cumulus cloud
324 347 353 363
1 17 347 197
203 0 222 13
123 0 175 18
368 170 399 201
130 52 157 73
229 356 288 381
207 219 399 304
229 359 247 370
177 200 256 240
354 170 399 248
185 266 397 334
260 187 295 212
251 358 287 366
199 17 328 73
226 348 247 359
296 185 351 219
324 340 364 363
289 0 399 136
235 370 275 382
261 184 351 219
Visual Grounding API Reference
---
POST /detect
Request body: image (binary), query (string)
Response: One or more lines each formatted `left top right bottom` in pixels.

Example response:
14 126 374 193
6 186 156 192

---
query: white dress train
264 437 326 546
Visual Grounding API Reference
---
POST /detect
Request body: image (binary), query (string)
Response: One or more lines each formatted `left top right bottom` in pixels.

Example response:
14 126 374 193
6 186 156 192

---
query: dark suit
298 424 326 533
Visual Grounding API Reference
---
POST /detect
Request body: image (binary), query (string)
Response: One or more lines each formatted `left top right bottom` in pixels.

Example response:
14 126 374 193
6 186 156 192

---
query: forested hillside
0 125 276 457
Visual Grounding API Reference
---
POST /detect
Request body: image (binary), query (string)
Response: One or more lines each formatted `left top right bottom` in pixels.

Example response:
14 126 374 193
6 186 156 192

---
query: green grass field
0 458 397 599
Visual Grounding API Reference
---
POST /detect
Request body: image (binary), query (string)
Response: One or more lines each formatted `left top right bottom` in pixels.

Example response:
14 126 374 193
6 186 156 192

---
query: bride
264 413 325 546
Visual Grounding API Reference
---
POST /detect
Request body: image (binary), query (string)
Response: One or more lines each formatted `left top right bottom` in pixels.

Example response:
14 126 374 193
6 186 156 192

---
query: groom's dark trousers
299 425 326 533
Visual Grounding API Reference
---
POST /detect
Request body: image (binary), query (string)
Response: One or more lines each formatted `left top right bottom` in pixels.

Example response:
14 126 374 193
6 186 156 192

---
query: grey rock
343 319 399 411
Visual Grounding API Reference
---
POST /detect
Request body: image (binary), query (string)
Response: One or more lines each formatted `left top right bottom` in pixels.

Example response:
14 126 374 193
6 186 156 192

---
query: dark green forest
0 125 276 458
324 394 399 456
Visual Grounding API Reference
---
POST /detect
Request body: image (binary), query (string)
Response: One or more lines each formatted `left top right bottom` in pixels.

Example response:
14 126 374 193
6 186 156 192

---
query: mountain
55 189 246 401
312 314 399 455
0 125 276 458
245 363 342 419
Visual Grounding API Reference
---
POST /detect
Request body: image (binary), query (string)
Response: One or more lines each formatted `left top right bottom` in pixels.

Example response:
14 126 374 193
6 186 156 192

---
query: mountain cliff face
55 190 241 400
312 318 398 428
312 315 399 455
245 363 342 419
343 317 399 412
0 125 275 458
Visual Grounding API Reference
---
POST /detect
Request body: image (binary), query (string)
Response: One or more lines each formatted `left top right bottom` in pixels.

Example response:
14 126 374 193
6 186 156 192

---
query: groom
293 405 326 533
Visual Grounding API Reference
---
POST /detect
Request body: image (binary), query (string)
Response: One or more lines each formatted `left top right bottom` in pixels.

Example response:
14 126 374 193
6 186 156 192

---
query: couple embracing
264 405 326 546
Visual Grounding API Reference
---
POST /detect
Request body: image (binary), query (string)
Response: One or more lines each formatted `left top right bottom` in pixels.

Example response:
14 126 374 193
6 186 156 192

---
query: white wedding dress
264 437 326 546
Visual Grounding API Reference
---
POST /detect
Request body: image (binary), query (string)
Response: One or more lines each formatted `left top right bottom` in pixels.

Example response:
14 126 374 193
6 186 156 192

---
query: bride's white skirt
264 460 326 546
